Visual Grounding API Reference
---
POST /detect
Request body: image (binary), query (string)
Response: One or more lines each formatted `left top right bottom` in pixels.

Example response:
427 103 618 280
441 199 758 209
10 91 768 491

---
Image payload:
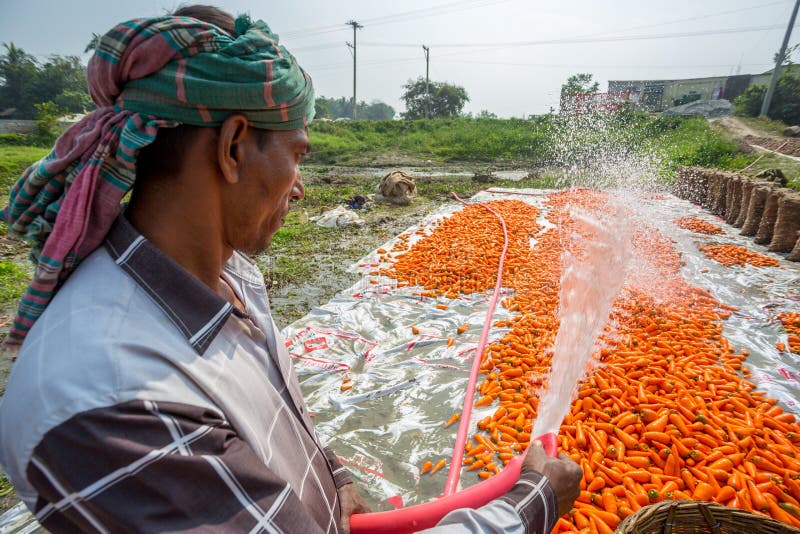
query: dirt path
714 116 770 139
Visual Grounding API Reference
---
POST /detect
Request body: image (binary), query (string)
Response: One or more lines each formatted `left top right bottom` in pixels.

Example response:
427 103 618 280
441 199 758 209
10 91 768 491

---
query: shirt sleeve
25 399 333 533
323 446 353 489
421 471 558 534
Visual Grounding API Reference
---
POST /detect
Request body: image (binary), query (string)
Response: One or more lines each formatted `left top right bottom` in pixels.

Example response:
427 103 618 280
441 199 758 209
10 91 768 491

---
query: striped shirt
0 213 557 533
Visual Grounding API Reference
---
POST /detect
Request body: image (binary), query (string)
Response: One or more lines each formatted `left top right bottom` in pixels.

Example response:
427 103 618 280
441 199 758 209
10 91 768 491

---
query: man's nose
291 172 305 202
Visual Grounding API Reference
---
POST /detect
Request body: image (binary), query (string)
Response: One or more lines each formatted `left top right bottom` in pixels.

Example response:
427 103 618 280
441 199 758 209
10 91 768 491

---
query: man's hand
338 483 372 534
521 441 582 517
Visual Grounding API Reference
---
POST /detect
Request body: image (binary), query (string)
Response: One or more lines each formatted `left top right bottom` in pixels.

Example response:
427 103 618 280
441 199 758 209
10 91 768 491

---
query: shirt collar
104 213 241 355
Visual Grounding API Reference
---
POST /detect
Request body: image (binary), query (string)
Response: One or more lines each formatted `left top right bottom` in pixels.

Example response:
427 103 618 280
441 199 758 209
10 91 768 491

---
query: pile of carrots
778 312 800 355
386 189 800 531
699 244 781 268
674 216 724 235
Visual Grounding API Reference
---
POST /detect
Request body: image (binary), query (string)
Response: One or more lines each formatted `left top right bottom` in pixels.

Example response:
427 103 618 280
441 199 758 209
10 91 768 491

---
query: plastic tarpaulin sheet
284 188 800 510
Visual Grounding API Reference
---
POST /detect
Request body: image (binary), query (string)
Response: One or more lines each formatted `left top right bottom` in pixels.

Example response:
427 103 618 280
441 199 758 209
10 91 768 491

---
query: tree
358 100 395 120
314 96 394 120
477 110 497 119
734 85 766 117
0 43 39 117
33 55 91 114
0 43 90 119
314 99 331 119
735 70 800 125
560 73 599 97
775 43 800 66
401 77 469 119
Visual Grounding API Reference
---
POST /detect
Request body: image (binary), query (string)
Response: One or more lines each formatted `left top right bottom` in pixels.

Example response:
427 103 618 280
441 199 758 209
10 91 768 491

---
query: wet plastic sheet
284 188 800 510
0 503 43 534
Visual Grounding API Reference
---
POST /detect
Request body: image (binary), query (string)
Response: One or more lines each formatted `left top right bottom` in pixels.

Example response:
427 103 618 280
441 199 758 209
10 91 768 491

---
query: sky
0 0 798 117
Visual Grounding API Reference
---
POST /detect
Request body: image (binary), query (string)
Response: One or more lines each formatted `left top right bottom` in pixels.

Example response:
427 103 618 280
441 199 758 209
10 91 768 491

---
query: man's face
224 126 307 254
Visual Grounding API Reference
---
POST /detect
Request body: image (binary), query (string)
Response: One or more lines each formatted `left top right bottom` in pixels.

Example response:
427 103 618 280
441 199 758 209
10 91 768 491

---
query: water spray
532 199 633 439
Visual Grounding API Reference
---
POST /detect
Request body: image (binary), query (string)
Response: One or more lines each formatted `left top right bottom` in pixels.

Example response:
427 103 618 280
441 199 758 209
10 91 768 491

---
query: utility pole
422 45 430 118
346 20 363 120
760 0 799 116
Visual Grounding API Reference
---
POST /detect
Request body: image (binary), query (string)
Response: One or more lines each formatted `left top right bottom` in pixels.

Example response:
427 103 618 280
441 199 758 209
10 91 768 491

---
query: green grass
645 117 743 172
300 181 376 210
1 146 49 239
734 151 800 190
0 261 29 305
307 114 745 178
0 475 12 497
0 145 48 196
308 117 553 164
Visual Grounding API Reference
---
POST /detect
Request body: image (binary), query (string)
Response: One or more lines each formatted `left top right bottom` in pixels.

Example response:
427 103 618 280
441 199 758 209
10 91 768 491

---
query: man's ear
217 114 250 185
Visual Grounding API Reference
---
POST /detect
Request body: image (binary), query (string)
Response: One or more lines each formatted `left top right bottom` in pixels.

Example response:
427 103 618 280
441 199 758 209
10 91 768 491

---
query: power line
288 2 791 55
402 1 797 65
360 24 790 49
304 22 789 71
577 0 788 38
435 59 774 69
358 0 506 26
280 0 510 40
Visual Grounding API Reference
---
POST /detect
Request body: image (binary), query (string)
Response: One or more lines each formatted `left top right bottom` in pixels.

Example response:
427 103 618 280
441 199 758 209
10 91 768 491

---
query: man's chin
238 236 273 256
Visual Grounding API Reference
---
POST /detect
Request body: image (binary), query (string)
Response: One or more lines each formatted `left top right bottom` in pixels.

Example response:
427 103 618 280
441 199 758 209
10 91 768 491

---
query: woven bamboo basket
616 500 800 534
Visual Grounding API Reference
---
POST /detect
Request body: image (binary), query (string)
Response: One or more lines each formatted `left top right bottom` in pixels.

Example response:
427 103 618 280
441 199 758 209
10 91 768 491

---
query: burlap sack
690 171 709 205
707 171 727 215
673 166 692 200
725 176 742 225
768 192 800 252
740 184 770 237
734 179 755 228
788 234 800 262
674 167 708 205
755 189 785 245
377 171 417 206
703 171 722 212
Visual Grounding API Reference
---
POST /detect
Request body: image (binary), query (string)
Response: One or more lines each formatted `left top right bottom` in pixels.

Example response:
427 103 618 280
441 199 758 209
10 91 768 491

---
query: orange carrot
444 413 461 428
429 459 446 475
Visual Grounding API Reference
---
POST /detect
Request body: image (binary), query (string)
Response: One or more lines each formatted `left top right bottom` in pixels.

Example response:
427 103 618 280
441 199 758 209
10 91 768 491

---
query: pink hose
443 192 510 496
350 193 558 533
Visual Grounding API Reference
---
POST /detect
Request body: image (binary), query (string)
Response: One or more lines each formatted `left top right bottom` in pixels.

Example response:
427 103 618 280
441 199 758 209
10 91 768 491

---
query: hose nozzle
535 432 558 458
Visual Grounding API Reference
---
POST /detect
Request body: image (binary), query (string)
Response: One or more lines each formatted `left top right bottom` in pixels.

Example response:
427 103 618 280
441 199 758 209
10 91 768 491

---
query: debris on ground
662 99 733 119
755 168 788 186
343 195 373 211
471 172 497 184
310 205 365 227
375 171 417 206
783 125 800 138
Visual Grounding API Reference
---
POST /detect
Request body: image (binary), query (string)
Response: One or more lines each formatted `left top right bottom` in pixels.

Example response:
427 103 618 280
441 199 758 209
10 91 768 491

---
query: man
0 5 580 533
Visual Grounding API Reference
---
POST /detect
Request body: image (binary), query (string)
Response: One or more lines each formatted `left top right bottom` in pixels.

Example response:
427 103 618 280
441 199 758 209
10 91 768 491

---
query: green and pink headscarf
1 14 315 347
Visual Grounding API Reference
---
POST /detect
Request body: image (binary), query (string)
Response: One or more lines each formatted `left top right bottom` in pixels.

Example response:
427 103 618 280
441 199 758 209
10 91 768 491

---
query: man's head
132 5 310 252
219 119 308 254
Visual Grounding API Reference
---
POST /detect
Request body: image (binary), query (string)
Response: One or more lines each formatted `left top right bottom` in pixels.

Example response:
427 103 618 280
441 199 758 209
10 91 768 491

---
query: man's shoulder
0 246 216 501
27 245 185 351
